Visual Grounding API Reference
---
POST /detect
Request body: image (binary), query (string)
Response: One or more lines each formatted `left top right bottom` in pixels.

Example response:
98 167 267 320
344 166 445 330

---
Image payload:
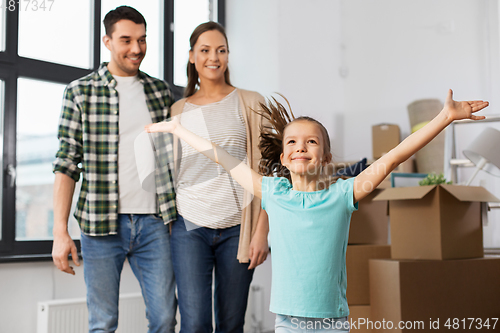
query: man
52 6 176 332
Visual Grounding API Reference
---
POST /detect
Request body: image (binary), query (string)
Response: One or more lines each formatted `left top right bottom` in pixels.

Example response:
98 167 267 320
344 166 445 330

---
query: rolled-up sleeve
53 85 83 182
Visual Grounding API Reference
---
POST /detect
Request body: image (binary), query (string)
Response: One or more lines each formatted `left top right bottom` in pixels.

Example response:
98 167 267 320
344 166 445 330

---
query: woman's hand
443 89 488 122
248 209 269 270
145 116 180 134
248 231 269 270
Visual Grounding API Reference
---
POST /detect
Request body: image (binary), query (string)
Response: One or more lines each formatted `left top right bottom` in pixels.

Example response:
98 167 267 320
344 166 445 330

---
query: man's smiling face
103 19 146 76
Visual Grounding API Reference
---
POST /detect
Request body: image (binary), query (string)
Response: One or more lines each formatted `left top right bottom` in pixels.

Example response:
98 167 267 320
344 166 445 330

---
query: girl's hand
145 116 180 133
444 89 488 122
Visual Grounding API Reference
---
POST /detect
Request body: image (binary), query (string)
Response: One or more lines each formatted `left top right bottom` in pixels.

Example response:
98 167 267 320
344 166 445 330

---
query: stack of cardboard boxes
369 183 500 332
346 191 390 332
344 124 400 332
345 125 500 332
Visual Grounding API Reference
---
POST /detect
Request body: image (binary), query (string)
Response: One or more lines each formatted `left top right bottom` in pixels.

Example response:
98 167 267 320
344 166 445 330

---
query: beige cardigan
171 89 266 263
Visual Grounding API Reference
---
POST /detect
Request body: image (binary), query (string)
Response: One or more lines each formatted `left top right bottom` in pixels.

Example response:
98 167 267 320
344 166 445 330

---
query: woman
170 21 269 332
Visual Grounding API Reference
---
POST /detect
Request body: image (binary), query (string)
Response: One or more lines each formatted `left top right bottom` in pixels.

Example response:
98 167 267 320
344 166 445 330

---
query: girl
169 22 269 332
146 90 488 332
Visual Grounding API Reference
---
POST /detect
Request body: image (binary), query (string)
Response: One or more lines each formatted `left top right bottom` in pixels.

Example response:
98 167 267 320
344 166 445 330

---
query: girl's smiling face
280 120 332 177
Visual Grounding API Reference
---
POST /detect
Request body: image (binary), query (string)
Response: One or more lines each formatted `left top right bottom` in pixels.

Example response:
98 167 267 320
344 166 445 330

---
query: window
16 78 80 241
18 1 93 68
0 10 5 52
0 1 225 261
173 0 215 87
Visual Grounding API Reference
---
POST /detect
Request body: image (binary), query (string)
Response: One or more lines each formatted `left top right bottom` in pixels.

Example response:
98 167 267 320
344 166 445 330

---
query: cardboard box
349 190 388 245
372 124 400 159
369 258 500 333
373 184 499 260
347 245 391 305
349 306 372 332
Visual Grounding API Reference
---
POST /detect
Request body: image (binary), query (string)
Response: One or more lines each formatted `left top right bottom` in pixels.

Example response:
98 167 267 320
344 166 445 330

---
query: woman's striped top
176 89 247 229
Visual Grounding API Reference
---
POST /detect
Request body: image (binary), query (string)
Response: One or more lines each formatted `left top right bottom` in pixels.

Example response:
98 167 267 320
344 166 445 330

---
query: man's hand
52 230 80 275
52 173 79 275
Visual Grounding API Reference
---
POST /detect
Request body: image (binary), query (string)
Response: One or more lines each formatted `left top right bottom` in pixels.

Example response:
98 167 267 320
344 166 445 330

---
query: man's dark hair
103 6 146 36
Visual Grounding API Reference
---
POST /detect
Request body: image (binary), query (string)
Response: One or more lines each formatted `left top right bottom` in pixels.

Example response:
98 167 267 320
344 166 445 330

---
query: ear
102 35 111 51
280 152 291 173
323 152 332 165
189 50 195 64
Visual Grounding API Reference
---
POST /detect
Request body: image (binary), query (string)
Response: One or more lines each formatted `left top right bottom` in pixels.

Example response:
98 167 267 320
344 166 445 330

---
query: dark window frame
0 3 101 263
0 0 225 262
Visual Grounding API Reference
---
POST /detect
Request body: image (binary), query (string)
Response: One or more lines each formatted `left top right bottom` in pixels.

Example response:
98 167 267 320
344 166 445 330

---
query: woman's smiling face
189 29 229 83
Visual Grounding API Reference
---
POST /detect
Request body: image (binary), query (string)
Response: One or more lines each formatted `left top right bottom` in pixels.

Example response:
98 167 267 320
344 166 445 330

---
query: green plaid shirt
53 63 176 236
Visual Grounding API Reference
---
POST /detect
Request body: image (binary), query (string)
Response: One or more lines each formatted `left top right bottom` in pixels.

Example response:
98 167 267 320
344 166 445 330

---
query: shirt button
112 180 117 184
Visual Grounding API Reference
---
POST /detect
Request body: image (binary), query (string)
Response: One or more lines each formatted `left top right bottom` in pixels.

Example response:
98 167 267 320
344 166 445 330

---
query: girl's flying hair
257 96 294 179
257 96 332 181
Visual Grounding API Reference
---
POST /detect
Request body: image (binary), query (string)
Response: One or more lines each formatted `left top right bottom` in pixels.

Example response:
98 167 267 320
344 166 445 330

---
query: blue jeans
275 315 350 332
80 214 177 333
171 215 254 333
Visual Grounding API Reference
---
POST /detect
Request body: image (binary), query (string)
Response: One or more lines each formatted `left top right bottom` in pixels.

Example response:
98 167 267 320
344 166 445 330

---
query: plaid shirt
53 63 176 236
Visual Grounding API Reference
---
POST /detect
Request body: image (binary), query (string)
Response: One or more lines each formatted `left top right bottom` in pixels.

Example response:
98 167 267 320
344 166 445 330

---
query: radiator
37 293 147 333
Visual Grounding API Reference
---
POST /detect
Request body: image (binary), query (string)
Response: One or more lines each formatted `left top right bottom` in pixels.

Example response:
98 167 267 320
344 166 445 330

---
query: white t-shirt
114 75 156 214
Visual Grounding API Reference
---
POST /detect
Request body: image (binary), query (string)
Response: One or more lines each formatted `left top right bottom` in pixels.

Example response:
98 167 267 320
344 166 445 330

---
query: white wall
227 0 346 158
341 0 496 160
228 0 499 161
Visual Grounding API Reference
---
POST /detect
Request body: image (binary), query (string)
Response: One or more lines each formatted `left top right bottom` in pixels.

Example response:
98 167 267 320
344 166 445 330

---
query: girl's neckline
186 88 237 107
290 187 329 194
283 178 331 193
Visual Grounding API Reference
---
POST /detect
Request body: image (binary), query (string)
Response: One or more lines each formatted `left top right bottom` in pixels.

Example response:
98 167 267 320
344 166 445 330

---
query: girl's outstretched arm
145 117 263 199
353 89 488 203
